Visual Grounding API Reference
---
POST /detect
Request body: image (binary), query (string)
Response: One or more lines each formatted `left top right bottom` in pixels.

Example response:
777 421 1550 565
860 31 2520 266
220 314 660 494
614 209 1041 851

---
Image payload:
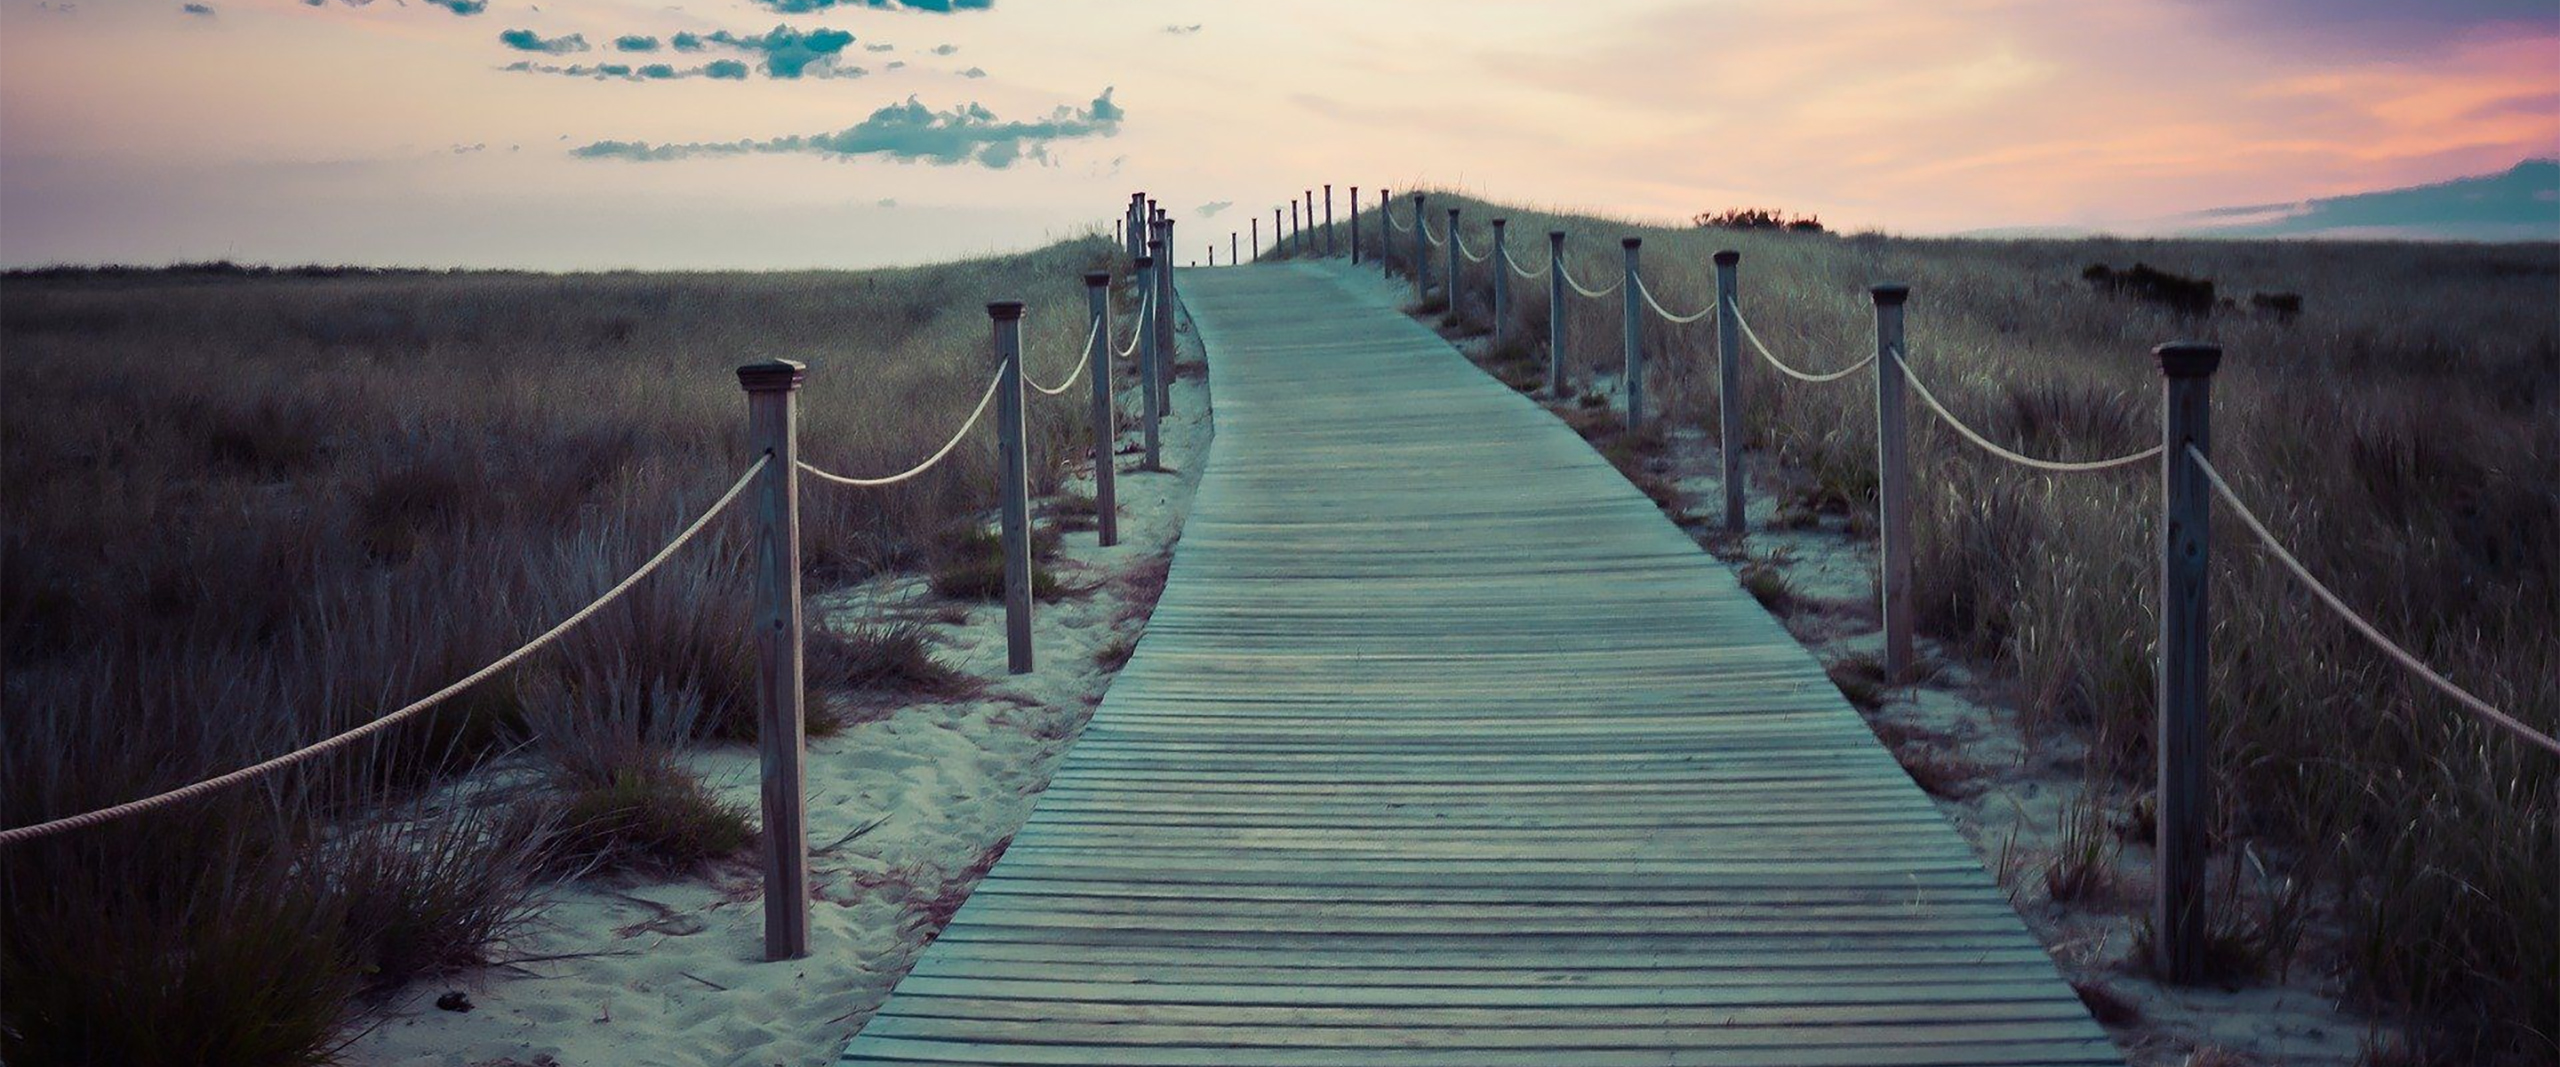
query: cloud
709 25 857 78
638 63 679 79
704 59 749 79
1197 200 1231 217
574 87 1122 166
864 42 895 51
959 66 985 78
499 29 588 54
1163 23 1201 35
504 59 755 81
749 0 990 12
930 43 956 54
182 2 214 15
876 197 898 207
424 0 484 13
885 60 907 69
671 31 705 51
615 35 659 52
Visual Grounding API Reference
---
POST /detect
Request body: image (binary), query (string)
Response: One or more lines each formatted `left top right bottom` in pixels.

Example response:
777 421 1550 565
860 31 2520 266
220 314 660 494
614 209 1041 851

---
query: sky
1 0 2554 269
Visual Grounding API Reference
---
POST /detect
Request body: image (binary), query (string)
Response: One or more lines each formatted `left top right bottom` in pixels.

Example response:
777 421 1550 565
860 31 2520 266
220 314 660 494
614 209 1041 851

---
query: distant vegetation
0 237 1122 1065
1388 200 2558 1064
1693 207 1826 233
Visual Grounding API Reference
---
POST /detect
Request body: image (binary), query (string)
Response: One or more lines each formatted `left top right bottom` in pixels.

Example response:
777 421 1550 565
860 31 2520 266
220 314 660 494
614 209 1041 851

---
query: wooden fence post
1547 230 1568 395
1871 284 1912 680
1273 208 1282 258
737 358 809 962
1377 189 1390 273
1290 200 1301 257
1137 252 1162 471
1350 185 1362 264
1410 193 1428 302
1251 217 1259 261
1230 232 1238 267
1126 192 1145 260
1303 190 1315 255
1491 218 1509 345
1622 237 1644 433
1084 271 1119 547
1714 250 1744 534
2154 340 2222 984
1158 218 1177 414
988 303 1034 676
1444 208 1463 318
1323 184 1336 257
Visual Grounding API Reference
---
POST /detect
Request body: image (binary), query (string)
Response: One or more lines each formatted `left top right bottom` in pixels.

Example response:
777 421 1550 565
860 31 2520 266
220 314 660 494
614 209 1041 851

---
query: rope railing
1634 274 1716 324
1891 348 2162 472
0 456 769 846
1025 317 1100 397
2190 448 2559 757
1733 308 1874 383
1423 219 1447 247
1503 246 1549 280
1456 230 1490 264
1558 257 1622 298
798 371 1003 488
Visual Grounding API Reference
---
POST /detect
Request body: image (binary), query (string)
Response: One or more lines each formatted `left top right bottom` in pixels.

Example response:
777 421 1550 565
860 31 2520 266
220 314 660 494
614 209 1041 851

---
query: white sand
344 340 1213 1067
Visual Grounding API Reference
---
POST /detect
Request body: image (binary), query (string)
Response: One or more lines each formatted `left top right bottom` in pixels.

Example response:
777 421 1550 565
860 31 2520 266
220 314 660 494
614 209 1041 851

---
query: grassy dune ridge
0 236 1123 1064
1358 194 2557 1062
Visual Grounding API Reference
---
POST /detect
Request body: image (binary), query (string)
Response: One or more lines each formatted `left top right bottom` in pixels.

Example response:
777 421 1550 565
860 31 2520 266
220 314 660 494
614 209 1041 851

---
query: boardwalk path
838 262 2120 1066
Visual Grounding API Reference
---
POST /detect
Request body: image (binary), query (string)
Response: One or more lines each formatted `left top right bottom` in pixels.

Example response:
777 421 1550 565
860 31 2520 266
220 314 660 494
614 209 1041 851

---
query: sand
343 337 1213 1067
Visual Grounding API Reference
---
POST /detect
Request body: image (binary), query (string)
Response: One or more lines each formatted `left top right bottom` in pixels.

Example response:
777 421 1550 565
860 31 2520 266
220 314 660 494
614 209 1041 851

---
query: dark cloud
709 25 856 77
615 34 659 51
424 0 485 13
1197 200 1232 217
638 63 679 78
930 43 956 54
958 66 985 78
504 59 753 81
671 31 706 51
749 0 990 12
1163 24 1201 35
704 59 750 79
864 42 895 51
885 60 906 69
499 29 588 53
2182 0 2556 49
182 3 214 15
574 87 1121 166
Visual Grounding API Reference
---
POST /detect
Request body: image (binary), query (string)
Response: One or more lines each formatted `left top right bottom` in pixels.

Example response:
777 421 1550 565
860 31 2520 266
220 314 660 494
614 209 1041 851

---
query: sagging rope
1558 257 1622 299
1423 219 1447 248
1455 230 1490 264
2190 447 2559 758
1892 348 2162 472
800 371 1003 488
1735 308 1876 383
1114 288 1152 360
1635 274 1716 324
0 456 769 846
1026 317 1100 397
1386 211 1412 233
1503 247 1550 281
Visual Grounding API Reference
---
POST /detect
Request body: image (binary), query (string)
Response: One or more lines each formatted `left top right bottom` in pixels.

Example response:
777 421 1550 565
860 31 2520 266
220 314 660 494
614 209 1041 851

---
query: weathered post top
1549 229 1566 242
1714 250 1740 267
1622 236 1641 249
737 358 807 392
1083 270 1111 288
2154 342 2223 377
1134 254 1153 268
1493 217 1507 229
987 301 1026 321
1871 283 1911 306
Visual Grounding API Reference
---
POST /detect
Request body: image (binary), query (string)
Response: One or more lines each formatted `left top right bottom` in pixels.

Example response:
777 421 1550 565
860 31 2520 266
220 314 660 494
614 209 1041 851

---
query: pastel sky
2 0 2554 268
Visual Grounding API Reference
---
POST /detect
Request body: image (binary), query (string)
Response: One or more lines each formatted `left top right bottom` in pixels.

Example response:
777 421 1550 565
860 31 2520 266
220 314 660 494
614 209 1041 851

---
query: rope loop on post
1634 274 1715 324
1734 307 1875 383
2188 448 2559 757
0 456 770 846
1890 348 2161 472
800 371 1004 488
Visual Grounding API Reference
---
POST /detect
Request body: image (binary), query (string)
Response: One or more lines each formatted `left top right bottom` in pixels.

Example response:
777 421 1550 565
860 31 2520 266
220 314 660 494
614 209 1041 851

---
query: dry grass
1393 192 2556 1060
0 236 1129 1062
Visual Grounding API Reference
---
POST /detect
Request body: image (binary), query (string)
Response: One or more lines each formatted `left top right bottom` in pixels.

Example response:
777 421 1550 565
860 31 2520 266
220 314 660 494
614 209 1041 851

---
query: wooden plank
835 262 2118 1066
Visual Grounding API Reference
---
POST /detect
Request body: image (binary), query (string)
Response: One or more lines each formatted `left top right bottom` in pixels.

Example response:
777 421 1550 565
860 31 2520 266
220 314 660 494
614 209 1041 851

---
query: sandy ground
1332 254 2382 1067
343 320 1214 1067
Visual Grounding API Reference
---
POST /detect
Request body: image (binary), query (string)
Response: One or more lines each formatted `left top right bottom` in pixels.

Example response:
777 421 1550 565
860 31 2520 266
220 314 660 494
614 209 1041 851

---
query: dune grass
0 236 1130 1064
1372 193 2556 1063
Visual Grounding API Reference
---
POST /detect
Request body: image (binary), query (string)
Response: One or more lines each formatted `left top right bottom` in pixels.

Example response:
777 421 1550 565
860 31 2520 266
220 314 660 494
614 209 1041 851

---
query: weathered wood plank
836 262 2118 1066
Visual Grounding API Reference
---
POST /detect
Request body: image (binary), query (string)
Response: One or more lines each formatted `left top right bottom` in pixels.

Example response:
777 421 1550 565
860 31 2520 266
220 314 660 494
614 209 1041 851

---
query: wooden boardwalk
837 263 2120 1066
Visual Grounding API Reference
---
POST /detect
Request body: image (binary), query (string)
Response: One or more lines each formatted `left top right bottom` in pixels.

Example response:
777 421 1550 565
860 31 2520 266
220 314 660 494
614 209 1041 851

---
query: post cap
1492 217 1507 227
1549 230 1566 240
2153 342 2223 378
1133 254 1153 268
1412 192 1425 203
1082 270 1111 287
1713 250 1740 266
737 358 807 393
1870 283 1911 306
1622 236 1642 249
1448 207 1461 218
986 301 1026 321
1147 239 1164 251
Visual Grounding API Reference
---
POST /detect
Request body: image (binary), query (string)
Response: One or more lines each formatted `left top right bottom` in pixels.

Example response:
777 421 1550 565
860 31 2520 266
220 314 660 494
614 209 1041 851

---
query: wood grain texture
838 263 2120 1067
